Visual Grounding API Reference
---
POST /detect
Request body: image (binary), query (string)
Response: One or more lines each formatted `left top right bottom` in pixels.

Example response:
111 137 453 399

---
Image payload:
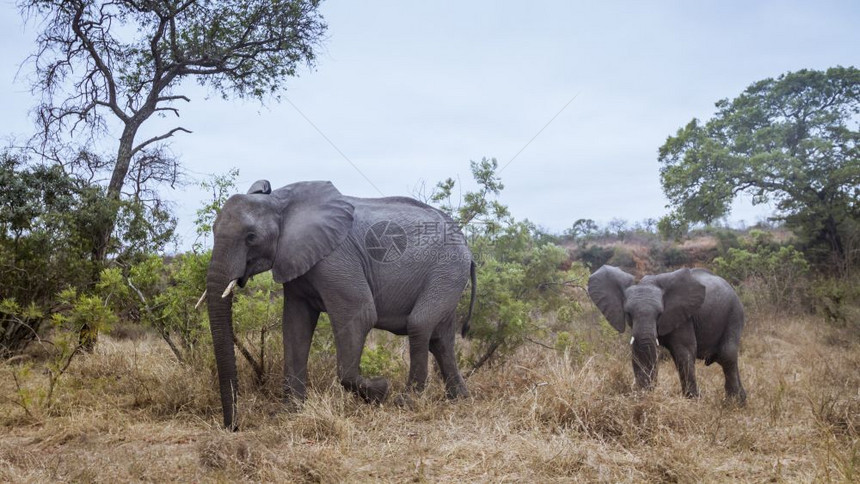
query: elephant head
587 265 706 390
206 180 354 429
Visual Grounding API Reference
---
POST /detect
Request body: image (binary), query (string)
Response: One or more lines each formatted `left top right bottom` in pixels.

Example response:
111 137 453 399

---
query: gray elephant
587 265 746 403
206 180 475 429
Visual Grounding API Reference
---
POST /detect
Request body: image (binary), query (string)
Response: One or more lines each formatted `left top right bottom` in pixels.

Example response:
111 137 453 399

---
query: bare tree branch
131 127 192 157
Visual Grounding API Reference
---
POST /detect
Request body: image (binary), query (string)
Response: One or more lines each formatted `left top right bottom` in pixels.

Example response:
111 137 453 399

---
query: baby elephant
588 265 746 404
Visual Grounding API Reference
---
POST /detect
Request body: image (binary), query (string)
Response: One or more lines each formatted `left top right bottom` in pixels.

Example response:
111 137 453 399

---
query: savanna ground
2 305 859 483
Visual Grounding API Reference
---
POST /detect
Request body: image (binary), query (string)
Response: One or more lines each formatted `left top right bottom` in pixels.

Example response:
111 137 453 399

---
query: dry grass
2 310 859 483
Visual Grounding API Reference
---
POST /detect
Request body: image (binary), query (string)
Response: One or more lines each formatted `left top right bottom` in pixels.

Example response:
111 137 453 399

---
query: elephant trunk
631 337 658 390
207 258 239 430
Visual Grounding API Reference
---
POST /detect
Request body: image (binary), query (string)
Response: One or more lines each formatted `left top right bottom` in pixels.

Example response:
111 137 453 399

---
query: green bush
657 212 689 241
0 300 45 358
360 338 403 379
9 268 127 415
231 272 284 383
577 244 615 271
0 150 177 355
428 158 588 370
651 245 690 269
125 253 210 361
712 232 810 312
606 247 635 271
554 331 573 354
810 277 860 326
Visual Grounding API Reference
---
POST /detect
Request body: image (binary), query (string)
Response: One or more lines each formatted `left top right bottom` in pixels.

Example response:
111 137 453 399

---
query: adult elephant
587 265 746 404
206 180 475 429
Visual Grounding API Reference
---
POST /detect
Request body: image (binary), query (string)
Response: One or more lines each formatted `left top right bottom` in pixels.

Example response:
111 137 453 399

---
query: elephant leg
667 343 699 398
404 302 449 393
329 300 388 403
429 320 469 399
406 328 431 393
392 323 432 408
282 294 319 406
718 343 746 404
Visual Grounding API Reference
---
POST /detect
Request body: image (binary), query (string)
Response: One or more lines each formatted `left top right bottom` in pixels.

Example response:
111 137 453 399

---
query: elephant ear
648 268 706 336
270 181 354 283
587 265 634 332
247 179 272 195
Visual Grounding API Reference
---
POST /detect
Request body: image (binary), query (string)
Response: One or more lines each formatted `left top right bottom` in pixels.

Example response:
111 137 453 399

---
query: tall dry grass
1 308 858 482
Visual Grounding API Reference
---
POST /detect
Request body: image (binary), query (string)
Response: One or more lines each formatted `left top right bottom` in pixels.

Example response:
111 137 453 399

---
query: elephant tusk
221 280 238 298
630 336 634 345
195 289 208 309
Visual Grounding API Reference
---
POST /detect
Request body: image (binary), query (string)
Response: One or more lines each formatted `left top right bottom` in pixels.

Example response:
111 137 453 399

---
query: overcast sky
1 1 859 250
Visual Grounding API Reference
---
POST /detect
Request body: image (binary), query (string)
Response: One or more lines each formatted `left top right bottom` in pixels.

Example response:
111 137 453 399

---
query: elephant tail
462 259 477 338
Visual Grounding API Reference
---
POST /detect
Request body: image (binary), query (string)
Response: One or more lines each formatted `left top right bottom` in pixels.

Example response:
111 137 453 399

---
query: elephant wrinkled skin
207 180 475 429
587 265 746 404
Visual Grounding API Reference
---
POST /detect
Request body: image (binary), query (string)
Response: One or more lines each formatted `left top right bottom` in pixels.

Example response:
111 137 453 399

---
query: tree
0 150 101 354
563 218 598 242
21 0 327 261
0 148 176 354
658 67 860 270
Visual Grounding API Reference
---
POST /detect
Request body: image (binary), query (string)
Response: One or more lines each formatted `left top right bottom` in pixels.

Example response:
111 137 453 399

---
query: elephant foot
357 376 390 404
724 389 747 407
445 381 470 400
393 393 415 408
283 396 305 413
634 382 655 392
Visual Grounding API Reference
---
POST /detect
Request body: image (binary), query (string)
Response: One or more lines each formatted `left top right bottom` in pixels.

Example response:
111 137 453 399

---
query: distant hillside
563 226 796 277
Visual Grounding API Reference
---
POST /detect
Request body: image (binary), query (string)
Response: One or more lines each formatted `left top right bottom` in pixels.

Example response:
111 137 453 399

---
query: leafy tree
20 0 327 262
194 168 239 250
0 148 176 352
563 218 598 242
657 212 690 241
605 218 630 240
430 157 511 232
658 67 860 271
0 152 98 300
1 151 110 354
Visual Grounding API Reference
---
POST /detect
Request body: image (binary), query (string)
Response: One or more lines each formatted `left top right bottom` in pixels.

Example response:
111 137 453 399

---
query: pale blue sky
1 1 858 250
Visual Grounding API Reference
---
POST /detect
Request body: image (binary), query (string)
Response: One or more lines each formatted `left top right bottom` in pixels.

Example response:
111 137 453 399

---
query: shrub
651 245 690 270
360 338 402 379
810 277 860 326
0 300 45 358
463 223 589 370
577 244 615 270
9 268 126 416
606 247 635 271
126 253 210 362
712 233 810 313
428 158 588 371
657 213 689 241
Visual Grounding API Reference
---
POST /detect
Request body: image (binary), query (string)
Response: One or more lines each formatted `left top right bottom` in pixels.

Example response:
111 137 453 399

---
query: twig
127 278 184 364
11 369 35 419
46 345 81 405
537 280 587 292
525 336 555 350
233 335 264 383
467 340 501 377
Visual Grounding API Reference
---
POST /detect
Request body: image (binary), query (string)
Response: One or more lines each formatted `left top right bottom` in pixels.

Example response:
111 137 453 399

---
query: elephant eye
245 232 257 244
